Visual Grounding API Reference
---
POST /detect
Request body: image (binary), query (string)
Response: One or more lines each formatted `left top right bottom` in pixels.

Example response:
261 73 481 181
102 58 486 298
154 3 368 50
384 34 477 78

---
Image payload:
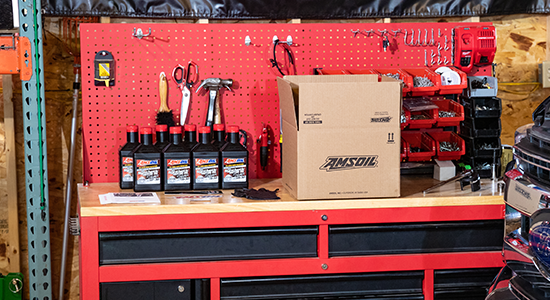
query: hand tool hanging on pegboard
172 61 198 125
257 124 272 171
58 16 98 300
270 35 296 76
94 50 115 87
156 72 175 127
196 78 233 131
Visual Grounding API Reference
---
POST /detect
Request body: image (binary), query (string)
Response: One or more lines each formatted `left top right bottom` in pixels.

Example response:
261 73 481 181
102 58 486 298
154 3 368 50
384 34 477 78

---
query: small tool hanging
257 124 272 171
270 35 296 77
196 78 233 131
172 61 198 125
94 50 115 87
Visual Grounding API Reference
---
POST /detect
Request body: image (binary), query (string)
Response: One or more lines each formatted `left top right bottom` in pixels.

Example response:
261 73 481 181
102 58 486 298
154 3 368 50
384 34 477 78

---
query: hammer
196 78 233 130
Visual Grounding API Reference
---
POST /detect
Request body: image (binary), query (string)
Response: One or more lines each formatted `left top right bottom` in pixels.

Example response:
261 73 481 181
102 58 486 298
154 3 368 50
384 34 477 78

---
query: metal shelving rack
17 0 52 298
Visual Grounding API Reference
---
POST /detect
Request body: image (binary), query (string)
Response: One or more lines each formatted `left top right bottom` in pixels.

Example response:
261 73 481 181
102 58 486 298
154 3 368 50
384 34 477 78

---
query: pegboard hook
133 27 152 39
391 29 401 37
273 35 293 46
244 35 261 47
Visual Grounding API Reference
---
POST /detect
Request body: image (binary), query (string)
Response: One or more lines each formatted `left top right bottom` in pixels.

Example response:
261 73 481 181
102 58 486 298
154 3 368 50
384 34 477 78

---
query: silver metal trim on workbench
18 0 52 298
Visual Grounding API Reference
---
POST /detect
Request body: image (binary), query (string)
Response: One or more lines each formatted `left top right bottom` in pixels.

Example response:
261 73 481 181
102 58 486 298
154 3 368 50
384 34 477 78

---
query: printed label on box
223 158 247 182
195 158 219 183
136 159 161 185
166 159 191 184
303 113 322 124
122 156 133 182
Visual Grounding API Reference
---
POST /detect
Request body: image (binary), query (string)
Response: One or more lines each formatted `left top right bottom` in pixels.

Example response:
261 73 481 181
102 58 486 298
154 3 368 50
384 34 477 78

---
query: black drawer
329 220 503 256
434 268 501 300
99 226 318 265
101 279 209 300
220 271 424 300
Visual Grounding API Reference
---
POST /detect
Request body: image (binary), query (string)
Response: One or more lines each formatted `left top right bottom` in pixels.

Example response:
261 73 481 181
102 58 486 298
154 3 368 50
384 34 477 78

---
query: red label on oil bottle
122 156 133 182
195 158 218 183
166 159 191 184
223 158 247 183
136 159 161 185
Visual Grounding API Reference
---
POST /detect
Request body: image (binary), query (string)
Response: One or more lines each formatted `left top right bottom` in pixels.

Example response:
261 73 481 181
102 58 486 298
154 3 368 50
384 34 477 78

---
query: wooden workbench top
78 176 504 217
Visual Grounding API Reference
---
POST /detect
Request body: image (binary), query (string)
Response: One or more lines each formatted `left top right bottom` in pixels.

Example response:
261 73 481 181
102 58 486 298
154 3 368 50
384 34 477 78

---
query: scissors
172 61 198 125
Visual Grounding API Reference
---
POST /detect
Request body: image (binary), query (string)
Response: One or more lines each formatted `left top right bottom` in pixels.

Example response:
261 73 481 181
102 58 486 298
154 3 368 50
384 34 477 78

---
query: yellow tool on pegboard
94 50 115 87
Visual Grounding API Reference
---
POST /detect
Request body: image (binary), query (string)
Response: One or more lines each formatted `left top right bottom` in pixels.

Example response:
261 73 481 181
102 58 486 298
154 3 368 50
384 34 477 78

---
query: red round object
140 127 153 134
127 125 139 132
227 125 239 133
170 126 182 134
198 126 211 134
156 124 168 132
213 124 225 131
184 124 196 132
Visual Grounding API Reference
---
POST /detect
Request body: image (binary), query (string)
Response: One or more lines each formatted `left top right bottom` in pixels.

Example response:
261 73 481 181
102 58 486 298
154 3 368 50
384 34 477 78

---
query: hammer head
196 78 233 93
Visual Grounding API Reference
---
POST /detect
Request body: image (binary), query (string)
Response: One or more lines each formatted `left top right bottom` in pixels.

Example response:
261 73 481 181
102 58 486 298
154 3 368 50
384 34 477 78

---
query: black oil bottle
212 124 227 149
154 124 170 152
192 126 220 189
119 125 140 189
163 126 193 190
183 124 199 150
133 127 162 191
220 125 249 189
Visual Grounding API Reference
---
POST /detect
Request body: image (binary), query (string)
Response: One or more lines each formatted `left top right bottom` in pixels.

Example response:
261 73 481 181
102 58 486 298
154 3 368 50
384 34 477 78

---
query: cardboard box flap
284 74 379 84
278 75 401 131
297 81 400 129
277 77 299 130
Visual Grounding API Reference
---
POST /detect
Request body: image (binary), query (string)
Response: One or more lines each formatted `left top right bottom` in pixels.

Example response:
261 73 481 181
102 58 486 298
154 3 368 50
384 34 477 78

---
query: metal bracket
0 34 33 81
132 27 152 39
69 217 80 236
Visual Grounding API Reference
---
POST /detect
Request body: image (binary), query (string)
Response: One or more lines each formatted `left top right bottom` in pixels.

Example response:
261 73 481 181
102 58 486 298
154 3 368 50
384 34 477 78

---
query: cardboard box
277 75 401 200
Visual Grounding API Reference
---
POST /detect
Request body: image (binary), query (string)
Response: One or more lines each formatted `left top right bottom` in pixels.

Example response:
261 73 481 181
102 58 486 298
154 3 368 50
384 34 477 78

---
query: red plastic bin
401 109 410 130
347 69 380 75
403 68 442 97
402 131 436 162
432 99 464 127
401 137 408 161
428 131 466 161
373 68 413 94
430 66 468 95
405 106 438 129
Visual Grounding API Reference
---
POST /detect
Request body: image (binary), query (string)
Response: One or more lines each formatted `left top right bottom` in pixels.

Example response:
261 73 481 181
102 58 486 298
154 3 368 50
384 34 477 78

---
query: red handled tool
257 124 271 171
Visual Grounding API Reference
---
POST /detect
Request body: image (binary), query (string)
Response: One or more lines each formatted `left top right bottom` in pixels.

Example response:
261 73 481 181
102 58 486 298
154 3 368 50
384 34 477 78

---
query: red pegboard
80 22 492 183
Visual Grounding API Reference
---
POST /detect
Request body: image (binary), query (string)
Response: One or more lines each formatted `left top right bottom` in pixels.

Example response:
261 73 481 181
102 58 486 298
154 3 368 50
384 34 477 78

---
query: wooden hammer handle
158 72 170 112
